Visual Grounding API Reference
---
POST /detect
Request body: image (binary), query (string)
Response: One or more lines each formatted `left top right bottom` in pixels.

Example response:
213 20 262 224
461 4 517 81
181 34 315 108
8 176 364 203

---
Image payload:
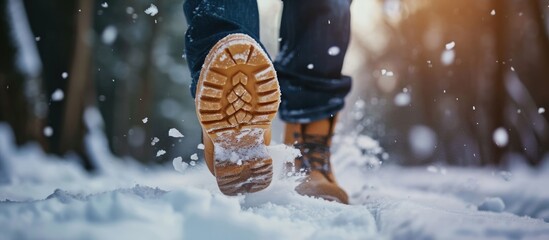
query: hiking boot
284 115 349 204
195 34 281 196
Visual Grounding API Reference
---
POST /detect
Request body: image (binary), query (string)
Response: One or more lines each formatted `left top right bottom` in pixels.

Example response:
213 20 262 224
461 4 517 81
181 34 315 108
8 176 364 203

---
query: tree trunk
0 0 45 147
60 0 95 170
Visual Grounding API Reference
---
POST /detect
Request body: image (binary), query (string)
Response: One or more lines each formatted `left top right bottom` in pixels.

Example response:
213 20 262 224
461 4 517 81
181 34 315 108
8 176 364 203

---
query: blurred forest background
1 0 548 171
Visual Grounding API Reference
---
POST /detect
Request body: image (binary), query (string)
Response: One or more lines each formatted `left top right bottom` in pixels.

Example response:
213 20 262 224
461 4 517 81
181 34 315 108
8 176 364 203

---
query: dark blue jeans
184 0 352 123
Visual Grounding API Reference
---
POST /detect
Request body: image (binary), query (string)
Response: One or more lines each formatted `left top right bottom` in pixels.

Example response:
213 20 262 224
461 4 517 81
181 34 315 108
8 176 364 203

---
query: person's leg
277 0 352 204
183 0 281 195
184 0 261 98
275 0 352 123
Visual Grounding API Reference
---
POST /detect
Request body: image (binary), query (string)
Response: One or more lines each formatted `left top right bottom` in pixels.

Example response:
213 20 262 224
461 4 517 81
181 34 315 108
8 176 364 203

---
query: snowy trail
1 124 549 239
347 167 549 239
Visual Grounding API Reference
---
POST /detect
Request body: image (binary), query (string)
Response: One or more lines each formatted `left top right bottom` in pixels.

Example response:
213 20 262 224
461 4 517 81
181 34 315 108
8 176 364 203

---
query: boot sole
195 34 280 195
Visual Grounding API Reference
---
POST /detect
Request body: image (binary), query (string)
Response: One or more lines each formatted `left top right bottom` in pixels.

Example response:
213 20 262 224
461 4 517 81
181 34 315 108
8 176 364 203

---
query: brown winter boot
195 34 281 195
284 115 349 204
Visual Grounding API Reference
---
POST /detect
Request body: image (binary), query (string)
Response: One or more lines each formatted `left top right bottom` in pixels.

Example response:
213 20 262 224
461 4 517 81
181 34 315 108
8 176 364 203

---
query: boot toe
295 172 349 204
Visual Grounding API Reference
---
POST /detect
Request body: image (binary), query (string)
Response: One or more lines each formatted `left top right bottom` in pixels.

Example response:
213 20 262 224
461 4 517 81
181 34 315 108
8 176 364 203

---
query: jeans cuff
275 65 351 123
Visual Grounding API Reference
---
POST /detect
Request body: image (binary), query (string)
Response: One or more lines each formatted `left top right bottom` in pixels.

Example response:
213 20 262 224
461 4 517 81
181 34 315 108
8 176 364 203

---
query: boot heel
195 34 280 195
212 128 273 195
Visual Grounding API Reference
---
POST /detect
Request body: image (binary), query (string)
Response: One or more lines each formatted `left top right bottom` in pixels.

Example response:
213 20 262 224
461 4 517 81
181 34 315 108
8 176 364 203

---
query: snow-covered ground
1 122 549 240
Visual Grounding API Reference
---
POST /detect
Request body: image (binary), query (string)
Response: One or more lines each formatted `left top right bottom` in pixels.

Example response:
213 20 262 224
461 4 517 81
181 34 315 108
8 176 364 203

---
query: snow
1 123 549 239
233 52 249 62
43 126 53 137
197 143 205 150
356 135 381 150
168 128 184 138
144 4 158 16
445 41 456 50
328 46 341 56
172 157 188 173
190 153 198 161
426 165 437 173
307 63 314 70
156 149 166 157
101 26 118 45
491 9 496 16
394 92 410 106
354 99 365 109
441 41 456 65
441 49 455 65
383 0 401 19
493 127 509 147
150 137 159 146
539 107 546 114
142 117 148 123
126 7 134 15
51 89 64 101
101 2 108 8
7 0 42 78
211 129 273 164
408 125 437 159
478 197 506 213
381 68 394 76
62 72 68 79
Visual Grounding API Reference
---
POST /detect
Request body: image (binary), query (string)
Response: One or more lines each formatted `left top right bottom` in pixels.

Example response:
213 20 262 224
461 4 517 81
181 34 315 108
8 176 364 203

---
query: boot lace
294 134 332 175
